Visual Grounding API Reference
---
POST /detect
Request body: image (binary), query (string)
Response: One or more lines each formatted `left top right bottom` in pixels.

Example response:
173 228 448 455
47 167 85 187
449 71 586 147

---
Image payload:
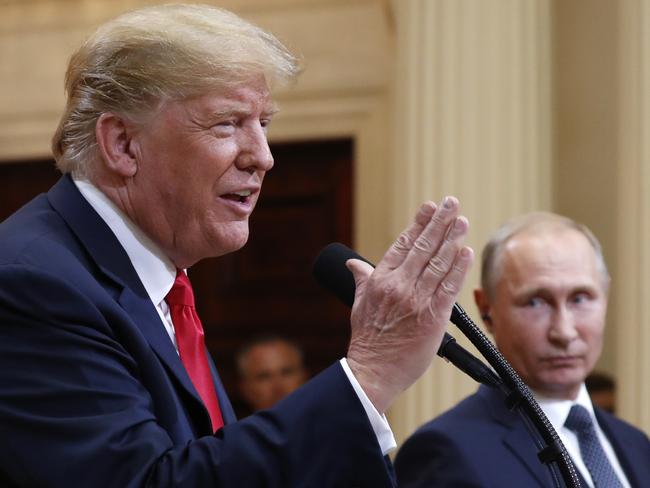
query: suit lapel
116 286 210 412
595 408 642 487
481 386 593 487
478 386 553 487
501 424 589 487
47 176 212 428
501 423 552 487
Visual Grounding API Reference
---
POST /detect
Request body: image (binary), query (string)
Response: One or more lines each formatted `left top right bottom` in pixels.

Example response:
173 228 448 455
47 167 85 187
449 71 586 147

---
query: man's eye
216 120 236 128
254 372 272 382
260 118 272 132
526 297 544 307
211 121 237 135
571 293 590 304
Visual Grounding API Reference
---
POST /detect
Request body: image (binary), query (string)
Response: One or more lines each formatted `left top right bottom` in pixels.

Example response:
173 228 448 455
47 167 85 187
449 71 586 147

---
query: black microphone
312 242 502 388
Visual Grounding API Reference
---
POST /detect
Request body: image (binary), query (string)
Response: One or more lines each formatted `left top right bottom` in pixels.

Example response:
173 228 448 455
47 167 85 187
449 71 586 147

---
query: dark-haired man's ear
473 288 494 333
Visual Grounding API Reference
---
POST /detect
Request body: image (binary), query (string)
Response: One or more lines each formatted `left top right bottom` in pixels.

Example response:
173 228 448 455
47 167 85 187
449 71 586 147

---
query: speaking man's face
124 77 276 268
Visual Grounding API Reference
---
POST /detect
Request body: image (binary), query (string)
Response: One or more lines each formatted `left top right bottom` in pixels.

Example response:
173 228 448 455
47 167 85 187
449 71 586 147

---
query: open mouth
222 190 252 203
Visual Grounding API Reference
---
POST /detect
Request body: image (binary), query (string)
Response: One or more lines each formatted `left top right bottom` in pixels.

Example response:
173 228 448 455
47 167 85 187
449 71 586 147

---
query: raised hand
346 197 474 413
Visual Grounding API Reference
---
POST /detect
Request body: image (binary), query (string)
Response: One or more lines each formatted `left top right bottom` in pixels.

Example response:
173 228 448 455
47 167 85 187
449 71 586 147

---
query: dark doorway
0 160 61 220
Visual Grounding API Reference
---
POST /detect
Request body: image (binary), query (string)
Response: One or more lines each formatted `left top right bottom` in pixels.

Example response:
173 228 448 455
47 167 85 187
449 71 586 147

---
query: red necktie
165 269 224 432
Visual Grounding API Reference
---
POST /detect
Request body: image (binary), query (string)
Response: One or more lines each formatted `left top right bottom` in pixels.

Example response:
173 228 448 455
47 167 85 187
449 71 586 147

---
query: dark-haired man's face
478 228 608 400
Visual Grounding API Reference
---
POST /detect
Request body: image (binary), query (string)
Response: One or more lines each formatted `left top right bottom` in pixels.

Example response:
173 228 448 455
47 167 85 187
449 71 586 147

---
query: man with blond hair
0 4 473 487
395 212 650 487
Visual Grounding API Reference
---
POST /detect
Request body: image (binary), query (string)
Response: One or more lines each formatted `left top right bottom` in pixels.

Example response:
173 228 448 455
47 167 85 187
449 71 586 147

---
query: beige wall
0 0 648 442
553 0 620 373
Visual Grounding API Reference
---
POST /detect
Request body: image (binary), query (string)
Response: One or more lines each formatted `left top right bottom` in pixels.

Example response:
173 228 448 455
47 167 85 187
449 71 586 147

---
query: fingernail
423 201 436 214
443 196 454 209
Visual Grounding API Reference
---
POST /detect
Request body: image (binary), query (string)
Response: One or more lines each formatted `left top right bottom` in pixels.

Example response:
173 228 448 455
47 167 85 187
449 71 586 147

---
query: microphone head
311 243 374 308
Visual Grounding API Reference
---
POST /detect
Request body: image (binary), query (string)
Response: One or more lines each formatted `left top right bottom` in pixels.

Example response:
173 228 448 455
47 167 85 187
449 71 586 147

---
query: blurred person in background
237 335 308 412
586 371 617 414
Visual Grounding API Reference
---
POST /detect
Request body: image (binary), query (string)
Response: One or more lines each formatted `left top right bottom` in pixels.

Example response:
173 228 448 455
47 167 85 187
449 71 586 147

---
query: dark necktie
166 269 224 432
565 404 622 487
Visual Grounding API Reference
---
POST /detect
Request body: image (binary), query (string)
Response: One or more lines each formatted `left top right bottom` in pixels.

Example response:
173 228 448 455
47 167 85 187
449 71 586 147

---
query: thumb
346 258 374 301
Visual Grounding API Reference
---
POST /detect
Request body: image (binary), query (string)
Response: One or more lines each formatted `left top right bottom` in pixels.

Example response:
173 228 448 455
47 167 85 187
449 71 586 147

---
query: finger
399 196 460 278
428 246 474 321
418 215 469 291
376 201 437 272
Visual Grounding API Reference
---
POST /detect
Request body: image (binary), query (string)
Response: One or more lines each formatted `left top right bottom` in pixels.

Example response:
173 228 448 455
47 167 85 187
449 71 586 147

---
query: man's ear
95 112 138 178
473 288 494 333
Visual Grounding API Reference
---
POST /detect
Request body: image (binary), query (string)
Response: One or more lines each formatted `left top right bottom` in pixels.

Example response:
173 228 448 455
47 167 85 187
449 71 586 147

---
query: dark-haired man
396 212 650 487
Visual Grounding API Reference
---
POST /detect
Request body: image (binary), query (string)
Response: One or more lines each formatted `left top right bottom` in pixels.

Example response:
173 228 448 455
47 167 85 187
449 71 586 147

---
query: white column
387 0 553 444
615 0 650 435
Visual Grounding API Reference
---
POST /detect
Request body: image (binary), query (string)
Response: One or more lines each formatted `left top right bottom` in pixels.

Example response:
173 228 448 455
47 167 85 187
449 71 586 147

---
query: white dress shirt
536 384 631 488
73 177 396 455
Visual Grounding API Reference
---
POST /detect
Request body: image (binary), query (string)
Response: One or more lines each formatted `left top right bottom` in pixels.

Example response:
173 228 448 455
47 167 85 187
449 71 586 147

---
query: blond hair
52 4 299 177
480 212 610 300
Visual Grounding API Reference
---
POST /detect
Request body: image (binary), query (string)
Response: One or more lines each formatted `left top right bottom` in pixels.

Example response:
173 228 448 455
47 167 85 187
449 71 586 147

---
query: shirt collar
535 383 595 431
72 176 177 305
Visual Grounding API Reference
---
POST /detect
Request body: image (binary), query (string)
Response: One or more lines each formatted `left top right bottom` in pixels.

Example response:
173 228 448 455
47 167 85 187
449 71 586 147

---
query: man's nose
237 124 274 172
548 306 579 346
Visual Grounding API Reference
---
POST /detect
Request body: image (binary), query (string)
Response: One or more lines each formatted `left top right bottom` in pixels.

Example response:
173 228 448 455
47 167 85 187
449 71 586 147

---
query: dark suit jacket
0 175 394 488
394 385 650 487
